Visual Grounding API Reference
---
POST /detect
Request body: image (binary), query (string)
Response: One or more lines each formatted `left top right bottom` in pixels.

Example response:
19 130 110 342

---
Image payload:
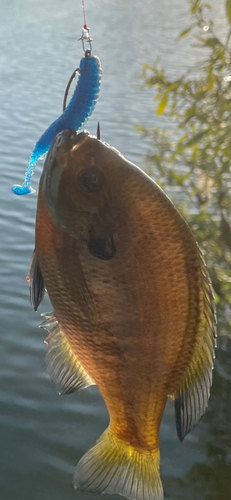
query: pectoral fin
40 312 94 395
174 253 217 441
28 250 45 311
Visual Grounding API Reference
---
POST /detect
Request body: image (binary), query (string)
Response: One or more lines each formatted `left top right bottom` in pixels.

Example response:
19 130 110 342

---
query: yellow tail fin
74 428 163 500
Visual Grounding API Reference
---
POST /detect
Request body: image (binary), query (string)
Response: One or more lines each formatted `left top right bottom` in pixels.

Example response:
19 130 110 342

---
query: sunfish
28 129 216 500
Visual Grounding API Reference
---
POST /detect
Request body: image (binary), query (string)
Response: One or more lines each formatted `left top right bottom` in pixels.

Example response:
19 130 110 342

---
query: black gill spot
79 167 102 193
87 228 116 261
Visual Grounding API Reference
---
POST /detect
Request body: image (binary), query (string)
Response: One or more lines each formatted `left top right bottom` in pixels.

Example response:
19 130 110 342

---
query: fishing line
82 0 87 29
12 0 102 196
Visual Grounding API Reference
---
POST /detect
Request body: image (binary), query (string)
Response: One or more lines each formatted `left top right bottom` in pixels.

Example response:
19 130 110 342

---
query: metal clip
78 25 93 55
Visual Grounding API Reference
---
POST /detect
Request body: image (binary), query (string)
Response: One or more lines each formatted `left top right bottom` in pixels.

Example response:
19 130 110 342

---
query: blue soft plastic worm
12 54 102 195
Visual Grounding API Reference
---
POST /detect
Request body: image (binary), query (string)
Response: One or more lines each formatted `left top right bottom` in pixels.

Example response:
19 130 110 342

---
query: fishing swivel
79 0 93 56
79 25 93 56
63 24 93 112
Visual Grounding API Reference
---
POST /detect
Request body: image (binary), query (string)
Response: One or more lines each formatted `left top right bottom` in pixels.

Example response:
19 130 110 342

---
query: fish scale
29 129 216 500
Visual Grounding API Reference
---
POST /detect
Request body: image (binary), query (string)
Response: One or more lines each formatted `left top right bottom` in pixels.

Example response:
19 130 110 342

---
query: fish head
42 129 102 219
40 129 129 260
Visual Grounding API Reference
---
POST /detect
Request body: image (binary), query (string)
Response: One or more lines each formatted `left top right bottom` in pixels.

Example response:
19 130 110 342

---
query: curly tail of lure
12 48 102 195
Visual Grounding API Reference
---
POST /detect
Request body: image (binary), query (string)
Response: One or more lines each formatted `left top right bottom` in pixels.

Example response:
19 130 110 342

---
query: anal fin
74 428 163 500
174 353 213 441
28 250 45 311
40 312 94 395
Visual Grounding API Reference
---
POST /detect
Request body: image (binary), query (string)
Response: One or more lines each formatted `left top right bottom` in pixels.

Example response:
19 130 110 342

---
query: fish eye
78 167 102 193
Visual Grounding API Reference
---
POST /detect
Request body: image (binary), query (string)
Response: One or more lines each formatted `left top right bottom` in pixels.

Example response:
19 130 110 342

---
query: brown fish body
31 130 216 500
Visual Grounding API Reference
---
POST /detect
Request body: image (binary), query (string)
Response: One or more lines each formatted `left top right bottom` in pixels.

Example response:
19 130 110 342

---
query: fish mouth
42 129 96 216
53 129 90 156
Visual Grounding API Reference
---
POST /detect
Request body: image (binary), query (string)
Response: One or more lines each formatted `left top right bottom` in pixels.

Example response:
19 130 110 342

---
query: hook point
97 122 100 140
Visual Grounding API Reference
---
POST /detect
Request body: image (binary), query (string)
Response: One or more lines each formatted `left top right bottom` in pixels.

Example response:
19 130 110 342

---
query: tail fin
73 428 163 500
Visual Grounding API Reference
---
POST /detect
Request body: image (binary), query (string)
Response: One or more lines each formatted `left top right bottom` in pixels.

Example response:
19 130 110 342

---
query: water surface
0 1 230 499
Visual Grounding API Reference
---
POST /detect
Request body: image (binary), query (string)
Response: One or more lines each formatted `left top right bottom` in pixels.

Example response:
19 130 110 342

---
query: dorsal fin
40 312 94 395
174 251 217 441
28 250 45 311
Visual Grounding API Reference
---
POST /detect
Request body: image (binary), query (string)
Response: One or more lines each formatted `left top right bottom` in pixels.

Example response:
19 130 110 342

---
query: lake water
0 1 230 499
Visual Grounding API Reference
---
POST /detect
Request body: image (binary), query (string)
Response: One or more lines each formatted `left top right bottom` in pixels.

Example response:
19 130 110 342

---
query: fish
28 128 216 500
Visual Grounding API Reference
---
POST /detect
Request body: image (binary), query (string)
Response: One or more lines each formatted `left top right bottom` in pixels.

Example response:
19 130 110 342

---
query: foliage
137 0 231 335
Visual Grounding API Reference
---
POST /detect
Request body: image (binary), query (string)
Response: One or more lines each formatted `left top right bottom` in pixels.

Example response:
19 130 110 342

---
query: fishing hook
97 121 100 140
63 68 79 112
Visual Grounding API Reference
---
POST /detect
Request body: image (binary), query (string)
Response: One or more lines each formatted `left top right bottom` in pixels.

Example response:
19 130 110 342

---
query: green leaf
167 81 181 91
190 0 200 14
156 93 169 115
226 27 231 45
169 170 192 185
177 25 194 40
226 0 231 23
134 124 148 135
194 35 222 48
